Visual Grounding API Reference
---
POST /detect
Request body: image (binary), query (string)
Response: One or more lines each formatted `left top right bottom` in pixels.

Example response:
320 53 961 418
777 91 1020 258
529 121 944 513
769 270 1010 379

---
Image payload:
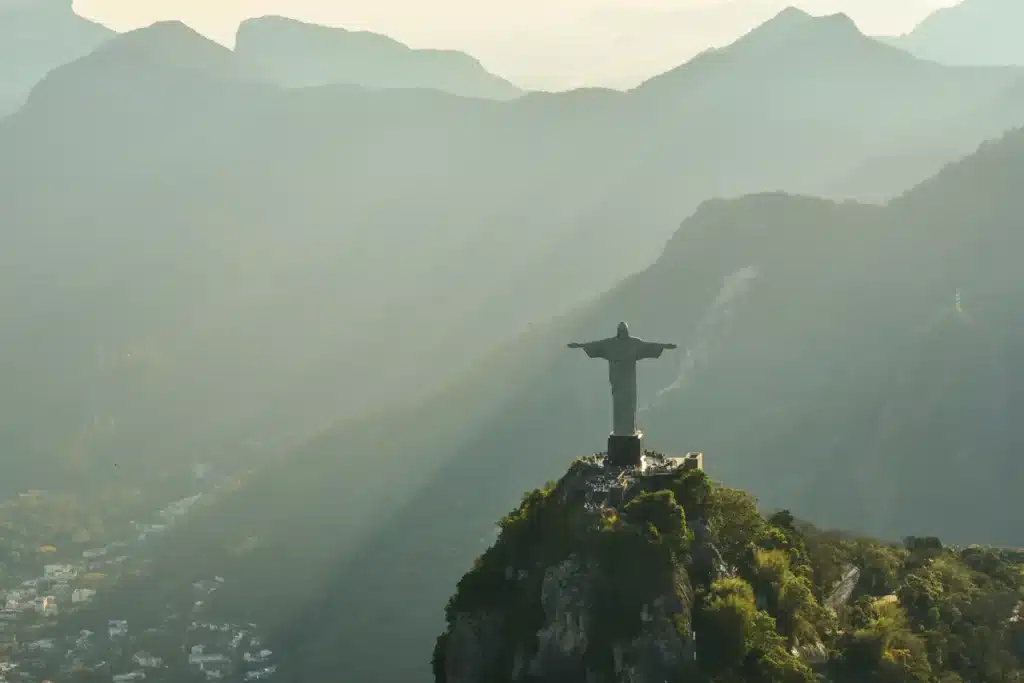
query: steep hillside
0 0 112 114
887 0 1024 67
435 460 1024 683
84 125 1024 683
234 15 521 99
8 7 1023 497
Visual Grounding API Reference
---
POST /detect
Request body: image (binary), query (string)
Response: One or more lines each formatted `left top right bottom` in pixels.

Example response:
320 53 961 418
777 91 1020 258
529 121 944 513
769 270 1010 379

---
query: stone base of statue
607 431 644 468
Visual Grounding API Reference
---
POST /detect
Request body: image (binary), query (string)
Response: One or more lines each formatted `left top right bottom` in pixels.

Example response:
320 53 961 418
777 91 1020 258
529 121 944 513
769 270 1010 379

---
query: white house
52 583 73 601
35 596 58 616
244 666 276 680
189 654 229 668
112 671 146 683
132 653 163 669
72 588 97 604
26 639 55 651
43 564 77 581
6 590 33 611
243 650 272 664
109 620 128 638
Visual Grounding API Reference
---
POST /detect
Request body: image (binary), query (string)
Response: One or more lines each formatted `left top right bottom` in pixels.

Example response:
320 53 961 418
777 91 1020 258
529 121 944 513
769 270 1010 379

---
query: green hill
82 124 1024 683
435 458 1024 683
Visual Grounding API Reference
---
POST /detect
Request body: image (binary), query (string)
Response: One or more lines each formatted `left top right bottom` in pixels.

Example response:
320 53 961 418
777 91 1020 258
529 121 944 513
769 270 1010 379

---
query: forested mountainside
73 124 1024 683
435 458 1024 683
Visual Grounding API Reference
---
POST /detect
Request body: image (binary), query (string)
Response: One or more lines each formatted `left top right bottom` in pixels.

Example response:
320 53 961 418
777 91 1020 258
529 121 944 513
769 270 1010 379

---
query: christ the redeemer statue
568 322 677 439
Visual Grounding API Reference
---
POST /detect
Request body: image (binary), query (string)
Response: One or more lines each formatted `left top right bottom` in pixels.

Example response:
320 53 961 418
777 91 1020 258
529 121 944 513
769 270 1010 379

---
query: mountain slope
9 7 1024 499
234 15 522 99
4 4 1024 641
635 7 1018 126
84 20 243 78
91 125 1024 683
284 132 1024 683
887 0 1024 66
435 461 1024 683
0 0 112 114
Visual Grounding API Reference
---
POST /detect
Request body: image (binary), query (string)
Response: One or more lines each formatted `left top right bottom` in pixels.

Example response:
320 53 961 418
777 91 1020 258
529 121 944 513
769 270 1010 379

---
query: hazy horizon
74 0 961 88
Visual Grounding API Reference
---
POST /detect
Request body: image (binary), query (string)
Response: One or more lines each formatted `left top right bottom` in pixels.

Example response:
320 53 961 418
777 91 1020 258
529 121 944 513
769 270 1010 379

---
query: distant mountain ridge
9 6 1024 683
0 7 519 119
4 2 1024 502
0 0 112 114
886 0 1024 66
83 20 243 79
234 15 522 99
635 7 1017 126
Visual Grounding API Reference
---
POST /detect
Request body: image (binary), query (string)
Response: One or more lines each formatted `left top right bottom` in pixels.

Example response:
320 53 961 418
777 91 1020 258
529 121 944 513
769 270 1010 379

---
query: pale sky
74 0 962 89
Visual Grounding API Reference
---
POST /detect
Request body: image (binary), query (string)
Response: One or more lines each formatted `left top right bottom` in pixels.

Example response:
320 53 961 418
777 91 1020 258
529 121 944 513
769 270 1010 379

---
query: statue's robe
578 336 669 436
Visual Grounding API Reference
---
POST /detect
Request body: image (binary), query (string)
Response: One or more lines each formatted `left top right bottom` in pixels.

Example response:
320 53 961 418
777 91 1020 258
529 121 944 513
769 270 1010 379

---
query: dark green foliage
436 465 1024 683
622 489 690 541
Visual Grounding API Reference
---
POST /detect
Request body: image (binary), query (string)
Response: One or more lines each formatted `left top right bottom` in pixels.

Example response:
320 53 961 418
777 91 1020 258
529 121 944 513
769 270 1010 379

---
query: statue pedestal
608 431 644 468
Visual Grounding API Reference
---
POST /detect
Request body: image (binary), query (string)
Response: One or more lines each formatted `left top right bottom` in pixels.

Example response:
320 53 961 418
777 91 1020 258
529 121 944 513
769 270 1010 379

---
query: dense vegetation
437 463 1024 683
5 7 1024 683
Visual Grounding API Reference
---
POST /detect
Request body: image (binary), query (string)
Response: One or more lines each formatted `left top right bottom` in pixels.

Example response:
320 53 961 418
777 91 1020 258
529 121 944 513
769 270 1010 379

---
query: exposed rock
434 452 710 683
442 612 503 683
432 450 1024 683
793 640 829 665
691 517 730 582
824 563 861 611
528 556 590 679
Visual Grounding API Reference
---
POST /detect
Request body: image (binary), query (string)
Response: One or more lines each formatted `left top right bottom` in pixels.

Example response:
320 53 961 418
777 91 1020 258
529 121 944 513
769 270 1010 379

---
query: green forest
436 461 1024 683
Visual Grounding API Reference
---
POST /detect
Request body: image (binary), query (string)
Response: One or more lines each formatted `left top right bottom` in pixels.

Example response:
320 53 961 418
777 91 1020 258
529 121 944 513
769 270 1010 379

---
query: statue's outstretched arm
635 339 678 359
568 338 611 359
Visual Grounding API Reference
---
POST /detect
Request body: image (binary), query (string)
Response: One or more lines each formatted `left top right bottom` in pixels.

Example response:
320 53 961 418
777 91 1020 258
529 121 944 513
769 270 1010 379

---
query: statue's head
616 321 629 338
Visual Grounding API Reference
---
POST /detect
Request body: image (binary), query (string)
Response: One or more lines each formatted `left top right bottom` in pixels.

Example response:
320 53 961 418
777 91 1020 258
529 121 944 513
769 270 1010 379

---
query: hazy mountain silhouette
3 6 1023 494
636 7 1017 122
98 122 1024 683
887 0 1024 66
234 16 522 99
85 20 245 78
0 0 112 115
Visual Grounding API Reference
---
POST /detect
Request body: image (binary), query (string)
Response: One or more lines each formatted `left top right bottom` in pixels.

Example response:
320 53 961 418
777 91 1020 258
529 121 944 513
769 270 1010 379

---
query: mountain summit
729 7 863 52
434 453 1024 683
889 0 1024 66
630 5 1011 126
86 20 240 76
234 15 522 99
642 6 900 80
0 0 112 113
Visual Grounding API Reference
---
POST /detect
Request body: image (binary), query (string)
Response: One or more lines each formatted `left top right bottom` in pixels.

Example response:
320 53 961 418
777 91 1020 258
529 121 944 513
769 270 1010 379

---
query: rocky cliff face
433 451 1024 683
434 453 753 683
